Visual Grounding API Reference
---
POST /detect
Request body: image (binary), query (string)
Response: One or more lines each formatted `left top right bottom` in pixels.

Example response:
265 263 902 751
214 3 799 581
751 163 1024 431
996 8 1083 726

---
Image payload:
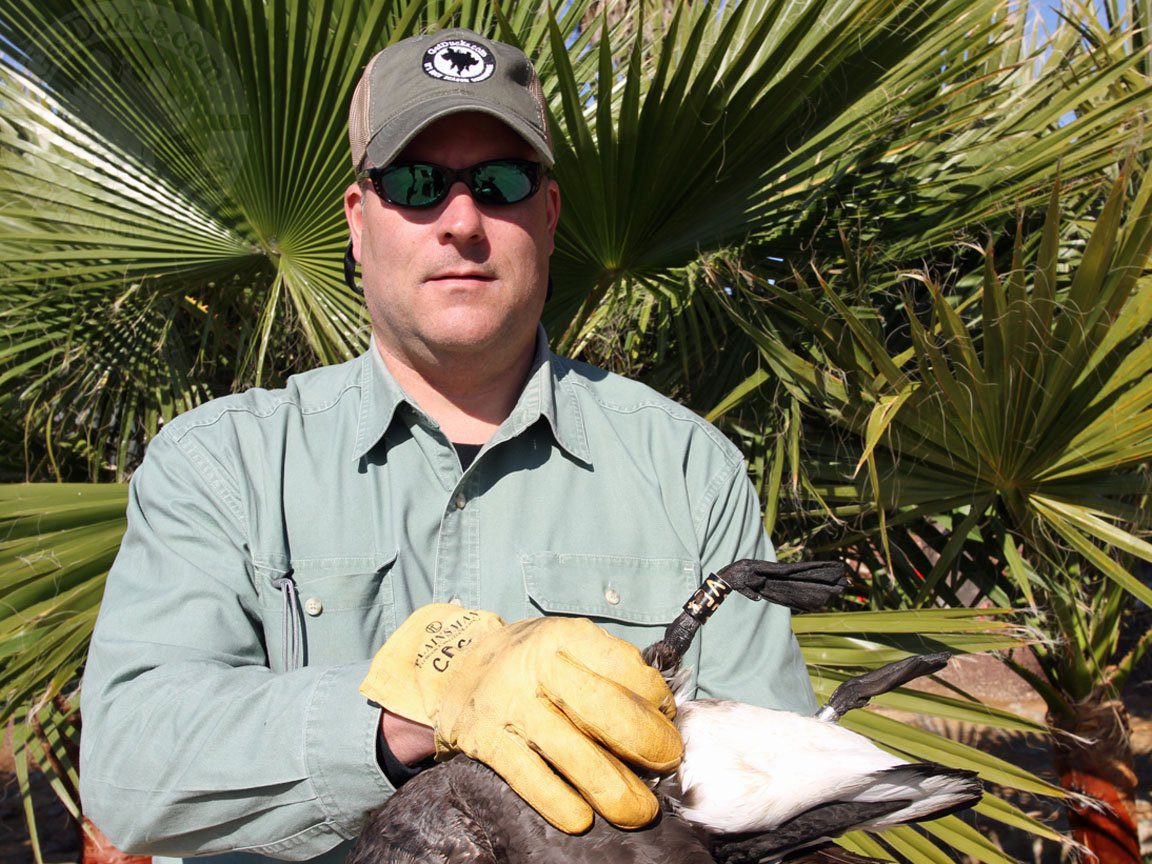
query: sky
1031 1 1125 34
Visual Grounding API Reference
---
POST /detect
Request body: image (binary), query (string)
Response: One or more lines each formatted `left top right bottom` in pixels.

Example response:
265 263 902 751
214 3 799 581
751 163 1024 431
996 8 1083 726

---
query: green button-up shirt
80 330 816 864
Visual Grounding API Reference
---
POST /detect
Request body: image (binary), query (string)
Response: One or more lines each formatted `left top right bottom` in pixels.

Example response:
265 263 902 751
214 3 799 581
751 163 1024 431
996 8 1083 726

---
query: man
80 28 816 864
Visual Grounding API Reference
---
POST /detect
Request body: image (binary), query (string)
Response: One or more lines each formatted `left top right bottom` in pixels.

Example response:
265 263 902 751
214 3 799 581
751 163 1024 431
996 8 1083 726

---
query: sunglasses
357 159 549 209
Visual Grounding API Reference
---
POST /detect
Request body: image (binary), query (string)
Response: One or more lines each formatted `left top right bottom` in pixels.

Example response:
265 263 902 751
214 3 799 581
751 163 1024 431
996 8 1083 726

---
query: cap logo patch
423 39 495 83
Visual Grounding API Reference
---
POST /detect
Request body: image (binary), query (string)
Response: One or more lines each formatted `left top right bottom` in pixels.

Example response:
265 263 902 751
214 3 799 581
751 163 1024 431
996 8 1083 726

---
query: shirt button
453 492 467 510
449 596 463 607
604 588 621 606
304 597 323 617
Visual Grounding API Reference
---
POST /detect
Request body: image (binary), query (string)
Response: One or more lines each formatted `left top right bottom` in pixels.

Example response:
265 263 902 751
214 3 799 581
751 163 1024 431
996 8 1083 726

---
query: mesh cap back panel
348 53 382 170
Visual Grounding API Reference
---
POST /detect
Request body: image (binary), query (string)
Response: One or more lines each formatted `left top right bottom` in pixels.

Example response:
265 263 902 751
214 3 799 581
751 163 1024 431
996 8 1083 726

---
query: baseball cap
348 28 554 172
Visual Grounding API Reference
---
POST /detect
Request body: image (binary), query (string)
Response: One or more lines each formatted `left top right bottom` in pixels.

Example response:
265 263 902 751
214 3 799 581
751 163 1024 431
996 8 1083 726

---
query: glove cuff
360 603 505 725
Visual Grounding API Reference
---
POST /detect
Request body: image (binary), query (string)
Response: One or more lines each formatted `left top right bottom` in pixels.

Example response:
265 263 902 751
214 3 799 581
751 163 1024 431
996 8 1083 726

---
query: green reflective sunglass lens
472 164 534 204
381 164 445 207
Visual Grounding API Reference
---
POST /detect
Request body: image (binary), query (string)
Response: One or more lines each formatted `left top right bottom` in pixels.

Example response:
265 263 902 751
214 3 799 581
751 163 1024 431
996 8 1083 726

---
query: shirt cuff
304 662 396 838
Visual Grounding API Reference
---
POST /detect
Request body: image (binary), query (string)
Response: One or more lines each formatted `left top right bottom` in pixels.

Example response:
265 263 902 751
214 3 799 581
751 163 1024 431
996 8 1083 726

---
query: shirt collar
499 326 591 465
352 327 592 465
352 337 411 460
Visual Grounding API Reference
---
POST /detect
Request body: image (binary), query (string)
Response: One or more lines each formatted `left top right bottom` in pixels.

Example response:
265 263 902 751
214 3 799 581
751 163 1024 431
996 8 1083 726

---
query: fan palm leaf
715 152 1152 860
561 1 1152 439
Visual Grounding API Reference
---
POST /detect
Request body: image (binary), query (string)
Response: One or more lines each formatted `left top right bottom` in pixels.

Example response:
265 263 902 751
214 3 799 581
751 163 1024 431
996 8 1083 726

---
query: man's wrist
378 709 436 767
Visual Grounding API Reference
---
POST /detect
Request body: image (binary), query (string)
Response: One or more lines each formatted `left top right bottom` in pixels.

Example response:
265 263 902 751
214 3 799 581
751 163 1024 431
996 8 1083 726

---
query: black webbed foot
819 652 951 722
714 559 849 613
654 560 848 664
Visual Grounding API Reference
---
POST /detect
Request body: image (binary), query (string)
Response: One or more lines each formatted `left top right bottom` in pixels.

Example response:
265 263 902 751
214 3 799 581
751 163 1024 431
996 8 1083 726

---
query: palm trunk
1048 696 1140 864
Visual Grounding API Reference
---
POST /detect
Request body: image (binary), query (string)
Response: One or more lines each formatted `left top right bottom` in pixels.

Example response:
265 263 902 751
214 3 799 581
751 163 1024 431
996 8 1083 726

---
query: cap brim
362 93 554 170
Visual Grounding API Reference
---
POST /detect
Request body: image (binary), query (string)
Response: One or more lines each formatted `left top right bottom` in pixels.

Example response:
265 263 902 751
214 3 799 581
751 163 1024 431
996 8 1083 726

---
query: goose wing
712 801 908 863
348 760 498 864
353 756 716 864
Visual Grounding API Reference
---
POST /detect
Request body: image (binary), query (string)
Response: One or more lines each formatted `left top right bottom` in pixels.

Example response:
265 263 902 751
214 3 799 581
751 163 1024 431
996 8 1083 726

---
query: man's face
344 112 561 369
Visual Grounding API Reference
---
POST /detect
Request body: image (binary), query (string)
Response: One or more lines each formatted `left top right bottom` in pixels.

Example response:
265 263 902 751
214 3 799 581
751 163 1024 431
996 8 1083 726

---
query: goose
348 559 982 864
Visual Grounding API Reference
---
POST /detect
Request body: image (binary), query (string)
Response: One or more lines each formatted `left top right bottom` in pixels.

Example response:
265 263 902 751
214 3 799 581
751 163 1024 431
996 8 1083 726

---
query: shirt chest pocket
255 554 397 672
521 552 702 676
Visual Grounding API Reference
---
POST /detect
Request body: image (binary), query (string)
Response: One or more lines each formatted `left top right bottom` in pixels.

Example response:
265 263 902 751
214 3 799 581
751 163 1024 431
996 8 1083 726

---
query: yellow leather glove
361 604 683 833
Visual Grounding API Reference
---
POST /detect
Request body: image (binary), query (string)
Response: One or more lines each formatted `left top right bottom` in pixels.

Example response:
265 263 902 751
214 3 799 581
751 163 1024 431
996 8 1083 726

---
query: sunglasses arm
343 241 363 296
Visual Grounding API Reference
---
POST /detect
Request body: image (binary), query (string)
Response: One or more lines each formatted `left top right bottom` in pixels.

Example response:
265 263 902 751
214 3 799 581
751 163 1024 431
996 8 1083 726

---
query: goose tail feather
853 763 983 829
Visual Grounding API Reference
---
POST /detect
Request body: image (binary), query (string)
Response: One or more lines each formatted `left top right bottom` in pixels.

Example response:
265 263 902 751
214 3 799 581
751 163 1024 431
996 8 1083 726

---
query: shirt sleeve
691 457 819 715
79 429 395 860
